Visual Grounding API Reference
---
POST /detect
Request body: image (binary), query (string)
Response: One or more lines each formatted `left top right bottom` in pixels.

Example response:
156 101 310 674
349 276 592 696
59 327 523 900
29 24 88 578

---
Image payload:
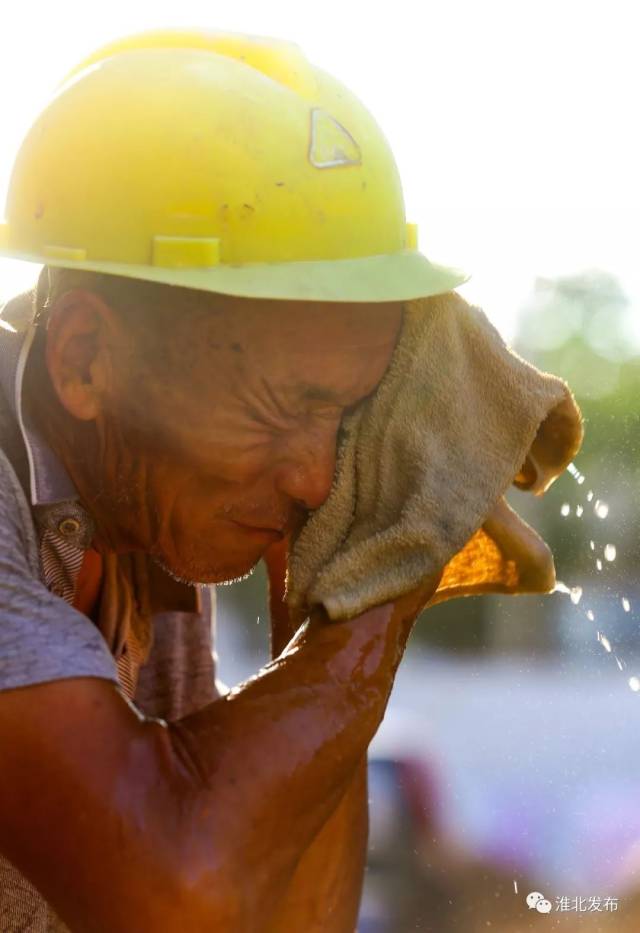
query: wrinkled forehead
146 295 399 411
198 294 404 388
195 294 404 354
118 294 404 456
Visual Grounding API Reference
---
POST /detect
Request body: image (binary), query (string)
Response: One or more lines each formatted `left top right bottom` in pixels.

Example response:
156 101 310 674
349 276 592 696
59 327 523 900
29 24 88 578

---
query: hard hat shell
0 29 470 302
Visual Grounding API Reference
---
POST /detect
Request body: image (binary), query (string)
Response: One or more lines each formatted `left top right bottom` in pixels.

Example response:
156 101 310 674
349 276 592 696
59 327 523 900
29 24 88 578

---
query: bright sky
1 0 638 341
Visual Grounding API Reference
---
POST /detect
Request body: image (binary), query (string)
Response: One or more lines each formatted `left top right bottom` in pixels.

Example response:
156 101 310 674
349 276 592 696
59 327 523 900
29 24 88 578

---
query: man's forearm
260 538 370 933
165 603 412 929
264 755 369 933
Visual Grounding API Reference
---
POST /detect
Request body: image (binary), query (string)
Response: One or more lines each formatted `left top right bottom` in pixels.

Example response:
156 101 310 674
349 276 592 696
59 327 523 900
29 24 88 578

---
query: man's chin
150 550 261 587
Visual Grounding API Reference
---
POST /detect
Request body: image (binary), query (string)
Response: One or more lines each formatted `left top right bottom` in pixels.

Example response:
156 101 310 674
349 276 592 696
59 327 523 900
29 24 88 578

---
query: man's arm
263 756 369 933
0 577 437 933
261 537 368 933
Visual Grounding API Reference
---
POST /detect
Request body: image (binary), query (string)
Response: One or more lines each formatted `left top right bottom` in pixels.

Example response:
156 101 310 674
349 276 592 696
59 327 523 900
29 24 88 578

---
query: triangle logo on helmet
308 107 362 169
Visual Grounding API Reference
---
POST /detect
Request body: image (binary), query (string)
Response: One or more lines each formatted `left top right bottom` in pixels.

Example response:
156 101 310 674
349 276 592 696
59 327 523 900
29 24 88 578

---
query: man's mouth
229 508 308 540
229 520 285 541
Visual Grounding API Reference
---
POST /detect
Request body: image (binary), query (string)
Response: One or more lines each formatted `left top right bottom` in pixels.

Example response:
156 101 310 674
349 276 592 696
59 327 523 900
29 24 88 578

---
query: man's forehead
176 295 403 397
200 293 403 326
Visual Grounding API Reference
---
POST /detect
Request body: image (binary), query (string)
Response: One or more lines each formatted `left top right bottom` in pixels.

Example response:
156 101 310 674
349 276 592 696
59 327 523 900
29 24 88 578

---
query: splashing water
558 463 629 690
567 462 586 484
554 582 583 605
598 632 612 653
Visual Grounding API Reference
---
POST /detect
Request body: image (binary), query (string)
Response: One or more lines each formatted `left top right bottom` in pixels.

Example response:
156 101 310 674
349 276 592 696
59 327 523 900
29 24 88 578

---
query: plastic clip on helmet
0 29 469 303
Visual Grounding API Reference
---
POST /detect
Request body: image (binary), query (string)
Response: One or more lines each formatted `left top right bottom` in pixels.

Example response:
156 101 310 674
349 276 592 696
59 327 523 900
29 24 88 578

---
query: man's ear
44 289 119 421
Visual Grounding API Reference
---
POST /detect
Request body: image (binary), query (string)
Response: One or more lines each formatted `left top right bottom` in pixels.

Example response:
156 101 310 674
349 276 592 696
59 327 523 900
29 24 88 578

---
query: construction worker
0 29 468 931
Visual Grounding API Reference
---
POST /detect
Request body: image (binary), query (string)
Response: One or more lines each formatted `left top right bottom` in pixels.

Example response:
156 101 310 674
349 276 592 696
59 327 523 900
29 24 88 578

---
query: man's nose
273 424 338 511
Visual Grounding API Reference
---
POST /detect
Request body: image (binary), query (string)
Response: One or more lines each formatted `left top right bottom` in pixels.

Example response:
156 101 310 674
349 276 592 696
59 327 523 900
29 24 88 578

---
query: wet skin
0 288 442 932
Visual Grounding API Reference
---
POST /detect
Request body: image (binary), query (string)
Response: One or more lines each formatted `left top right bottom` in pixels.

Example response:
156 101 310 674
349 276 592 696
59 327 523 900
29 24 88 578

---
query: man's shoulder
0 343 33 501
0 439 41 577
0 387 119 693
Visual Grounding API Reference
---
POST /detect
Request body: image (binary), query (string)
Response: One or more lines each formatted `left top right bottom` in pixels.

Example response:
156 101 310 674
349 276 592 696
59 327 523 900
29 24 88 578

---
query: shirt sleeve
0 451 119 692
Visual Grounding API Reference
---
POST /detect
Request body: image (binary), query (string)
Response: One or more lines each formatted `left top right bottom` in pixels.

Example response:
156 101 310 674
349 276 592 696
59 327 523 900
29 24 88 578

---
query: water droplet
629 676 640 693
554 582 583 605
587 491 594 502
587 610 595 621
599 633 612 653
561 503 571 517
622 597 631 613
596 559 603 571
595 500 609 519
589 540 595 551
604 544 617 562
570 586 583 605
567 462 586 485
615 656 625 671
576 505 584 517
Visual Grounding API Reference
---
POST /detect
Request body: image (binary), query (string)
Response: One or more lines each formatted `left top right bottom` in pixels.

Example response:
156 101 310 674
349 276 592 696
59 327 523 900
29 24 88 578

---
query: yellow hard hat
0 29 470 302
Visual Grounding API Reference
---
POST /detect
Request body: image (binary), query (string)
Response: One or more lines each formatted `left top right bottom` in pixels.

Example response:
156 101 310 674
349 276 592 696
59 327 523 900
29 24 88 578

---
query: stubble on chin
149 550 259 588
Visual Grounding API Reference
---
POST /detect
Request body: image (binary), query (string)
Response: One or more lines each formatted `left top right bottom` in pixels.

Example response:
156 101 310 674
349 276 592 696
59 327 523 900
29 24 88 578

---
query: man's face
108 295 403 584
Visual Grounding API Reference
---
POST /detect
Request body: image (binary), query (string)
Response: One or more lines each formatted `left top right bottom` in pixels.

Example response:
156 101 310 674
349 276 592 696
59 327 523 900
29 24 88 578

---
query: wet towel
287 291 583 621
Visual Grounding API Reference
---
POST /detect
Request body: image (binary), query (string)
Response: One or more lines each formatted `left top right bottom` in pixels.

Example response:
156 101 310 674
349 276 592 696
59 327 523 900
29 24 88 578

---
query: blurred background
2 1 640 929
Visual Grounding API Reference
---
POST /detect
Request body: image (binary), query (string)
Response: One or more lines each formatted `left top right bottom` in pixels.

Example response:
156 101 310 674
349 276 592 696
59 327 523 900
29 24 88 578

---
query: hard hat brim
0 248 470 303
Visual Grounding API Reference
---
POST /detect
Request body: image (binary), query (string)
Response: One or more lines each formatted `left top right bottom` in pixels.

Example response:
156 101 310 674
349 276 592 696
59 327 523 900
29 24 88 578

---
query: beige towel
287 291 583 621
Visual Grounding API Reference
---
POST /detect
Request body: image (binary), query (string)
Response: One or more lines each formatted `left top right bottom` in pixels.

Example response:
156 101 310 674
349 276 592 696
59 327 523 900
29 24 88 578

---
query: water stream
554 462 638 693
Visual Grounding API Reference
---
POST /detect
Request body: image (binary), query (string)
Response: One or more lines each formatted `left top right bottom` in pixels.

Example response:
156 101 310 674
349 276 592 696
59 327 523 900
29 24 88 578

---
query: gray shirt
0 291 223 930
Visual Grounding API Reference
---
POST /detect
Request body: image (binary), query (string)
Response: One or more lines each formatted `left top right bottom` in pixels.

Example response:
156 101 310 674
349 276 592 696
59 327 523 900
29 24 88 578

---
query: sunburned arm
263 756 369 933
0 576 438 933
261 537 369 933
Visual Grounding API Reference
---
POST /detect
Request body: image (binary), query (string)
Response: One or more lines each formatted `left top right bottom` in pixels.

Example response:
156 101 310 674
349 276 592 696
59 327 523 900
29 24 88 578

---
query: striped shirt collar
0 291 77 506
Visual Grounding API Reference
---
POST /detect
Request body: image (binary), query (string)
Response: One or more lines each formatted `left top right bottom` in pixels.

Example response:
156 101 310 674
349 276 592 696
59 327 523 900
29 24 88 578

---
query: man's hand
265 533 442 655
